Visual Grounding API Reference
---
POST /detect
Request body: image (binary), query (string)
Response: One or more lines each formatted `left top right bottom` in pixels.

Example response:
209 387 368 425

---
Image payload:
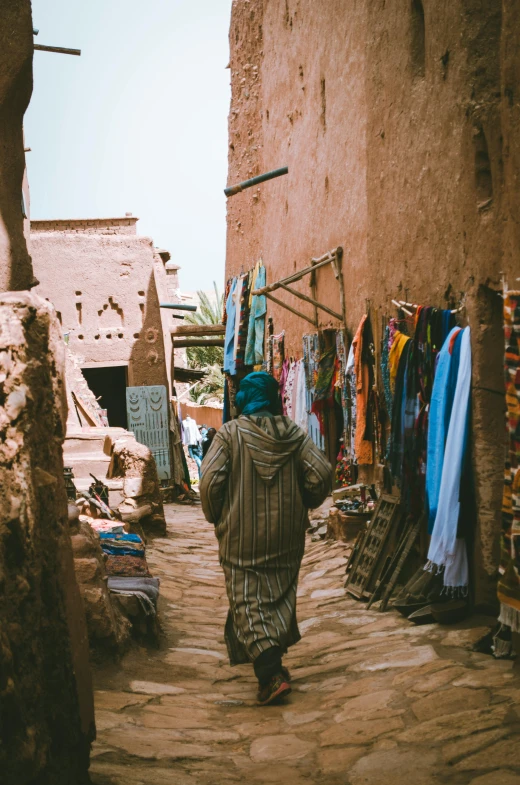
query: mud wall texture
0 0 35 291
0 293 93 785
225 0 520 606
31 219 169 389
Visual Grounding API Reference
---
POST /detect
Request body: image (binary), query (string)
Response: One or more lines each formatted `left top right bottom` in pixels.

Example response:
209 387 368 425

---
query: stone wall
225 0 520 606
0 0 35 290
0 293 93 784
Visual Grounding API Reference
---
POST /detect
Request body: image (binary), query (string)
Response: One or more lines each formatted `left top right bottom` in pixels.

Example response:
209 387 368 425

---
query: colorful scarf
389 331 411 393
235 273 252 371
353 315 373 465
498 291 520 631
311 346 337 415
270 331 285 382
245 264 267 367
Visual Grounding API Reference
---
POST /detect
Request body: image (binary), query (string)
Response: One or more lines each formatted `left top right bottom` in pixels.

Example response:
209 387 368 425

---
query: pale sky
26 0 232 291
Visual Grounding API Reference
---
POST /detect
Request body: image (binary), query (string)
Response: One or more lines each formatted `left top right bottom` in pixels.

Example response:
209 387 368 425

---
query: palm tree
184 282 225 403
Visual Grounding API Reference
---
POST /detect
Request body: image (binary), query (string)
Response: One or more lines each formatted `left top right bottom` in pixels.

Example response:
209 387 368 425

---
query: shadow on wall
129 270 169 389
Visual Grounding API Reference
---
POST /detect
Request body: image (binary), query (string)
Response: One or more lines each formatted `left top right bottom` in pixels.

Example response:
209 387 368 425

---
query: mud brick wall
225 0 520 606
0 293 94 785
0 0 35 290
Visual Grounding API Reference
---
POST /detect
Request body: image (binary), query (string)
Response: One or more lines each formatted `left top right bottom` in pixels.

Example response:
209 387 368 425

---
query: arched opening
411 0 426 79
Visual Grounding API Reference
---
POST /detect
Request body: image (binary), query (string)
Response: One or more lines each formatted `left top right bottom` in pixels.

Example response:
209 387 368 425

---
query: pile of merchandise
74 477 160 620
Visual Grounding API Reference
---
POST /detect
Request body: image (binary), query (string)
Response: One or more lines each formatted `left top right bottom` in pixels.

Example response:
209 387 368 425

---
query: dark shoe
257 673 292 706
281 666 291 683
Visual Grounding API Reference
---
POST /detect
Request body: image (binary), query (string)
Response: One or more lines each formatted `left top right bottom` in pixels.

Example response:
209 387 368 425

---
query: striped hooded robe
200 414 332 666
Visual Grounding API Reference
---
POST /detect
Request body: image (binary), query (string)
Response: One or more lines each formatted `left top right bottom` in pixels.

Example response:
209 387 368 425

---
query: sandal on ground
257 673 292 706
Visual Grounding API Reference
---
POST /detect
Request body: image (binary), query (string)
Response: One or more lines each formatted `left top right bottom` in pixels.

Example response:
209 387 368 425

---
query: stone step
65 453 111 479
64 434 107 456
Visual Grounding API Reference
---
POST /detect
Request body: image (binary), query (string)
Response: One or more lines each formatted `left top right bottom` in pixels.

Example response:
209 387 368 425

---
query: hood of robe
237 415 305 485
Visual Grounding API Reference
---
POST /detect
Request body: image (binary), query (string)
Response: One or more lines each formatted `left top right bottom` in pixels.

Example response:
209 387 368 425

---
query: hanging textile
353 315 373 465
283 360 297 419
425 327 462 533
302 334 325 450
345 343 357 459
279 358 290 411
224 278 238 376
271 331 285 382
497 290 520 632
302 334 319 390
426 327 472 592
389 339 412 482
222 278 233 326
311 346 336 415
381 325 393 420
232 275 246 365
293 359 308 432
389 331 411 393
335 330 350 430
245 264 267 367
235 272 252 371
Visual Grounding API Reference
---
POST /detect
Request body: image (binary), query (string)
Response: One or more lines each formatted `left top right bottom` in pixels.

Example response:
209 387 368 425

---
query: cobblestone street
90 504 520 785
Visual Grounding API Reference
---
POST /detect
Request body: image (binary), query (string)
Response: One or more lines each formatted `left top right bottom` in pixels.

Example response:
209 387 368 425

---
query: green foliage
191 364 225 404
184 282 225 403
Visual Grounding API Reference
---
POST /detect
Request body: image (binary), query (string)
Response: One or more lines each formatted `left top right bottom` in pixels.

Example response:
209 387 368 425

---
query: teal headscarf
236 372 281 415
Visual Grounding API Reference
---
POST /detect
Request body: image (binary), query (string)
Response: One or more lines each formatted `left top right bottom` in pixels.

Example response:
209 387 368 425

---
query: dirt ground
90 503 520 785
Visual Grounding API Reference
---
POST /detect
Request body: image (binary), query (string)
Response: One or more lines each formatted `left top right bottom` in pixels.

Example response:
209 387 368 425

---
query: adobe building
225 0 520 607
31 215 177 428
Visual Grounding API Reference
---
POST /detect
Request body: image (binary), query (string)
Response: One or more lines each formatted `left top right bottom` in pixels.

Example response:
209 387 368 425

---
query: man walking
200 372 331 705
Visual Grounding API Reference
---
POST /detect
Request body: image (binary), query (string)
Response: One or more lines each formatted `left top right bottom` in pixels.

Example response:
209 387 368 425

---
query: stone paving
90 503 520 785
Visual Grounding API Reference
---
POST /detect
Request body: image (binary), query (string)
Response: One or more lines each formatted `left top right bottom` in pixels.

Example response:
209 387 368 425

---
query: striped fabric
200 415 332 665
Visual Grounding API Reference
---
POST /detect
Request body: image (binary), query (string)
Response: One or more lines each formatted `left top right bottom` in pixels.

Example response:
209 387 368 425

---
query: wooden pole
171 323 225 336
333 247 348 330
172 338 225 348
278 282 343 322
264 292 317 327
252 252 338 295
34 44 81 56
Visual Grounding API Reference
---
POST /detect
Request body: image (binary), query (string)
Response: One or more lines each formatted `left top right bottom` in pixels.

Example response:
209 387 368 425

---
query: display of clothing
497 290 520 634
182 416 202 446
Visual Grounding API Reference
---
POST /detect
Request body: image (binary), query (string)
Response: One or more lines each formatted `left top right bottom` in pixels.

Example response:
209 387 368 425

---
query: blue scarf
236 372 280 415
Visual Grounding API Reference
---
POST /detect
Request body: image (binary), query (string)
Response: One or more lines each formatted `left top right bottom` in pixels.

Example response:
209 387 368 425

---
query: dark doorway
82 365 128 429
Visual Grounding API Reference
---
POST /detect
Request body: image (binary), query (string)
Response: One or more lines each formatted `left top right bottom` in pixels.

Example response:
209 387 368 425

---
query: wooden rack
252 246 347 332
